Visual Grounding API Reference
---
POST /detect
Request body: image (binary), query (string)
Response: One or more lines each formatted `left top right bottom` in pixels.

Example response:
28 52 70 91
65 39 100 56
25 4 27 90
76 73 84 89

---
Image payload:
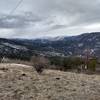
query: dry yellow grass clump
0 63 100 100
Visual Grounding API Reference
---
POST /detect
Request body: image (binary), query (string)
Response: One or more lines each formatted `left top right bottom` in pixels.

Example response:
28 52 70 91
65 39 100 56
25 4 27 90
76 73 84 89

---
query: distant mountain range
0 32 100 59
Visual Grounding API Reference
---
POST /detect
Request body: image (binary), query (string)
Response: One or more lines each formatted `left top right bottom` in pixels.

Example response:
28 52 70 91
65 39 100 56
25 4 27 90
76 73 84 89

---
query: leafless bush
1 57 9 63
31 55 49 73
34 64 44 74
0 56 3 63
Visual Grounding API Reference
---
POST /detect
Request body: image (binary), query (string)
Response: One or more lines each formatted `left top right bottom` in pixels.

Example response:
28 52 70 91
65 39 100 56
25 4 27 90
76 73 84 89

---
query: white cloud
85 23 100 29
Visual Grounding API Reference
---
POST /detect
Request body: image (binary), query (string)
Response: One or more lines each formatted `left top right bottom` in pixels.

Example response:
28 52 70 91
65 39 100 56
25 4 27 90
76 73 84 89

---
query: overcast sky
0 0 100 38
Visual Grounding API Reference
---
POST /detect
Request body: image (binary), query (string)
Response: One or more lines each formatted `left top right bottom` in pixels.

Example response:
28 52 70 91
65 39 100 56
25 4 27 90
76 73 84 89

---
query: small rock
56 77 60 80
22 73 26 76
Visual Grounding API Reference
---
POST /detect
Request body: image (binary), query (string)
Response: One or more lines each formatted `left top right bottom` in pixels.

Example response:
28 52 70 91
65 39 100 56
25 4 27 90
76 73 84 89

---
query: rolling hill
0 63 100 100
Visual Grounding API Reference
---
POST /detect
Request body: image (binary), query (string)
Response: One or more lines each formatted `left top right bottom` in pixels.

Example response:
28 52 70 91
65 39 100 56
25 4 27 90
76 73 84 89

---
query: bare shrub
31 55 49 73
1 57 9 63
0 56 3 63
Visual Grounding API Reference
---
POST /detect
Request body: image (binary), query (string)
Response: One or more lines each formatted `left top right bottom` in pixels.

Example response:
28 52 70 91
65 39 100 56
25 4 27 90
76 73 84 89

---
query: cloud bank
0 0 100 38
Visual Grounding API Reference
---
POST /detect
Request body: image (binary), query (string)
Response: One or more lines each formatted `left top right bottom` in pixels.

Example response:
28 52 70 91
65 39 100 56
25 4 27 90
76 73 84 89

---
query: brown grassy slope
0 63 100 100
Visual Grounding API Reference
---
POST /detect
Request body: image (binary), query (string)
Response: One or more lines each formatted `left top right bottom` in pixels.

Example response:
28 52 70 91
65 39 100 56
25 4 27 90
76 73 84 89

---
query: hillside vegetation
0 32 100 59
0 63 100 100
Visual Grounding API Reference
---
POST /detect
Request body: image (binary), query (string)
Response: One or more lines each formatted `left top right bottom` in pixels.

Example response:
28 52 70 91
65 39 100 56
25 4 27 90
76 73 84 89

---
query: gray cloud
0 0 100 38
0 13 42 29
50 25 67 30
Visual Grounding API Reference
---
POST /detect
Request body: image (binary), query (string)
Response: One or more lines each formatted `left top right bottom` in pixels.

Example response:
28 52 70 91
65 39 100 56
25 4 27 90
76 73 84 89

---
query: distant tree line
0 52 98 73
0 50 33 61
48 56 98 72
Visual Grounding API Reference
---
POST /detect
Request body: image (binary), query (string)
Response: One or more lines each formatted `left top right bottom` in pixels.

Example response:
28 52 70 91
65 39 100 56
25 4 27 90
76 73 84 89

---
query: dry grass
0 63 100 100
1 58 32 66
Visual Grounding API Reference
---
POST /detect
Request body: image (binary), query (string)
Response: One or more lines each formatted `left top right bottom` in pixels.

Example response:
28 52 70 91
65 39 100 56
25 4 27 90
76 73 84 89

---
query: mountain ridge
0 32 100 59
